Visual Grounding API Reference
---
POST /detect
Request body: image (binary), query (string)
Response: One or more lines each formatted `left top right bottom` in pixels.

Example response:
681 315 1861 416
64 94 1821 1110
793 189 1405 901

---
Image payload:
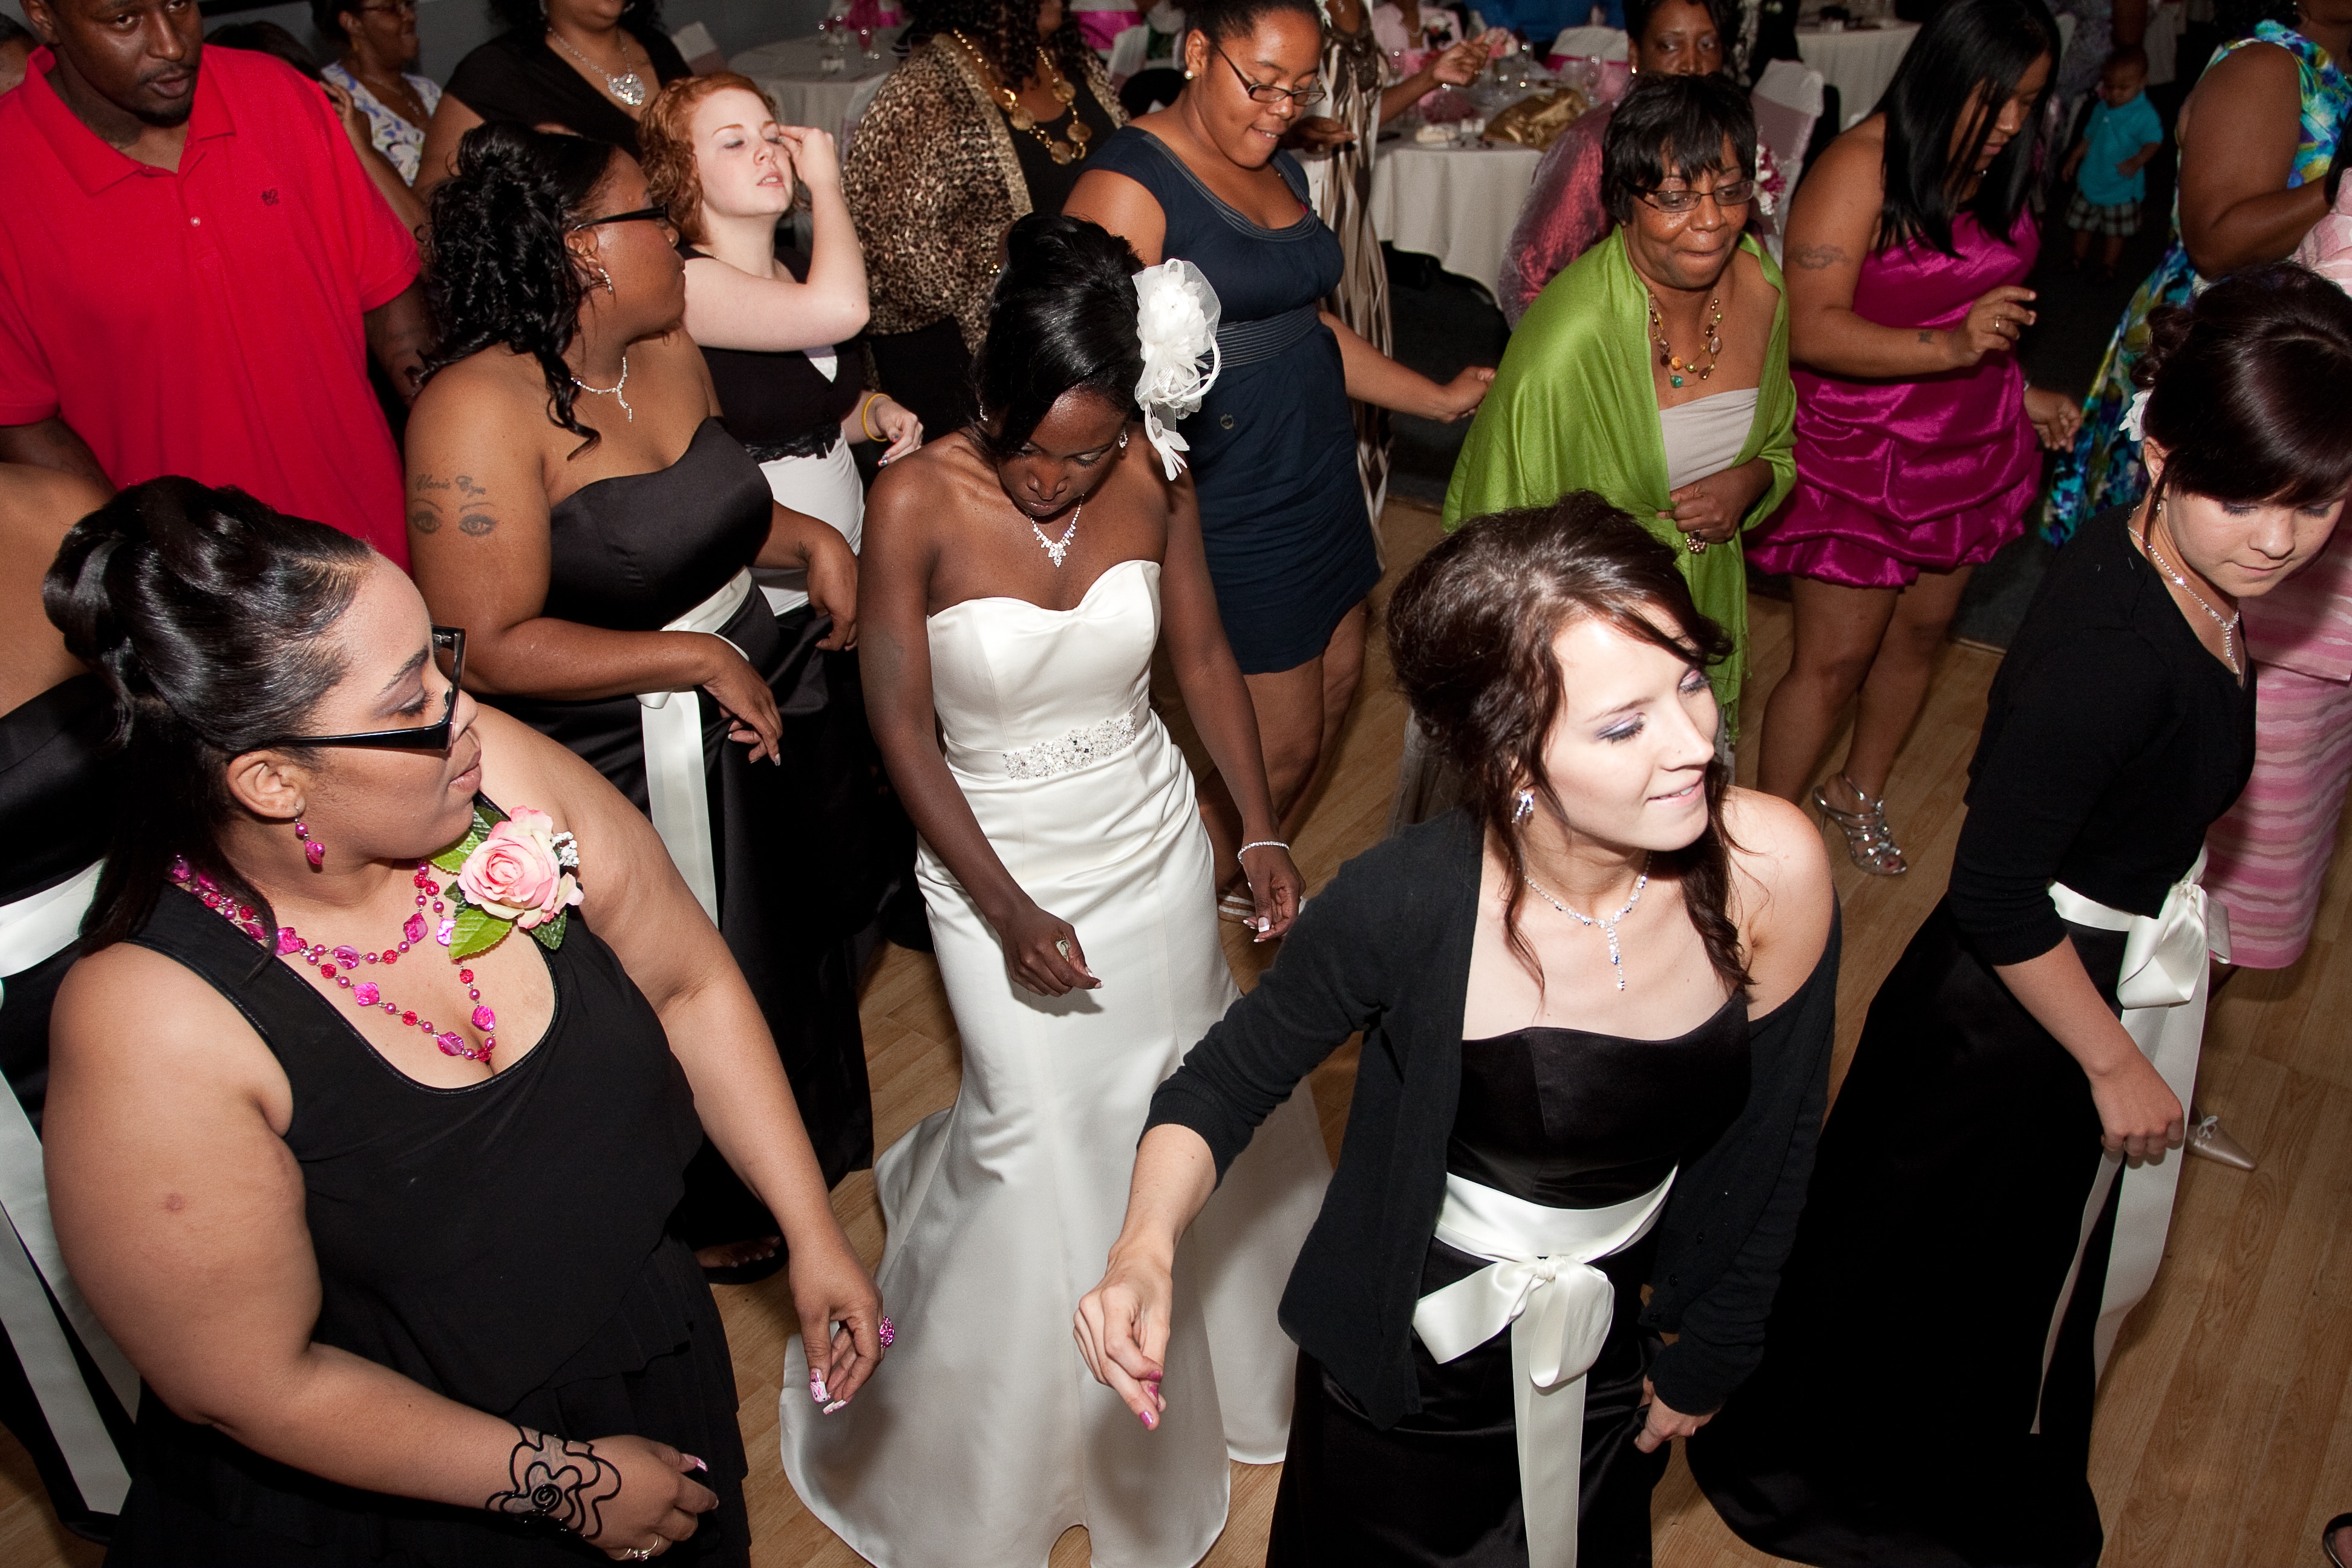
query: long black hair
970 214 1147 456
44 480 374 953
486 0 664 36
1387 493 1750 994
901 0 1093 85
2136 263 2352 511
1873 0 2056 255
423 123 617 453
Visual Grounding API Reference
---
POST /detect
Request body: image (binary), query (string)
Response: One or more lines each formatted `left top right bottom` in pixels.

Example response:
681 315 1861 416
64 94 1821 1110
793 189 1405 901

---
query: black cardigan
1145 809 1839 1425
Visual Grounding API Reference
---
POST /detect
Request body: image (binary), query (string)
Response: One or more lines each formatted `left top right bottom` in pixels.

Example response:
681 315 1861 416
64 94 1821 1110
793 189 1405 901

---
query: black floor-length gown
1691 506 2255 1567
1269 995 1754 1566
0 673 133 1541
106 871 748 1564
491 420 874 1242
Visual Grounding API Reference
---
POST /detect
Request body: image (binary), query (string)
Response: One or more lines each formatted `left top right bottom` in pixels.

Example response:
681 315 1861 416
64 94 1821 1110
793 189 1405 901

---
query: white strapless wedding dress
779 559 1330 1568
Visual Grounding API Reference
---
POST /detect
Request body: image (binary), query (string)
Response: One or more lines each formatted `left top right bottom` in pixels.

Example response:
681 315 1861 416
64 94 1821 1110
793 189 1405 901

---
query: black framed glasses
1639 180 1757 215
566 204 674 232
271 628 465 753
1212 41 1326 107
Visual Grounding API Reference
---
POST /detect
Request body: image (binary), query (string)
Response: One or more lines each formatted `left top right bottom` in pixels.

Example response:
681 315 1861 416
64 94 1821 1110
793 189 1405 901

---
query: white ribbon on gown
1411 1169 1676 1568
2033 849 2226 1427
636 569 754 924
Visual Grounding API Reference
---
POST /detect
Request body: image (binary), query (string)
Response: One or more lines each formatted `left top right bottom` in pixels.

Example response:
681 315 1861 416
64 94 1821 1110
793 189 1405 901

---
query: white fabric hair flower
2120 387 2153 442
1132 258 1223 480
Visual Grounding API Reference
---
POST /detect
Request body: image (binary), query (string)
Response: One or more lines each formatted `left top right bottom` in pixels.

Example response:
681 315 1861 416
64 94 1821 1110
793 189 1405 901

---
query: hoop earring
294 820 324 869
1512 789 1535 825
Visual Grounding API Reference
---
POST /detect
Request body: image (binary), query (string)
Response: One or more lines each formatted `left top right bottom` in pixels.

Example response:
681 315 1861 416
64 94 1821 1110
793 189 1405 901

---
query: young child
2061 53 2164 280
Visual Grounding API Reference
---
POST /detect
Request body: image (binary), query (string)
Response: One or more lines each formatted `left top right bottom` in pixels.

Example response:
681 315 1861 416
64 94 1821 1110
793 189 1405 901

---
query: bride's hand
996 901 1100 995
1074 1246 1173 1430
1239 843 1304 942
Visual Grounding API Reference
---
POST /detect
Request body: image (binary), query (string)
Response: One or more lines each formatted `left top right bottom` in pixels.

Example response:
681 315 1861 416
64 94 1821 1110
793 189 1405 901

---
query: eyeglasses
1212 41 1326 107
269 628 466 753
566 204 674 232
1639 180 1757 215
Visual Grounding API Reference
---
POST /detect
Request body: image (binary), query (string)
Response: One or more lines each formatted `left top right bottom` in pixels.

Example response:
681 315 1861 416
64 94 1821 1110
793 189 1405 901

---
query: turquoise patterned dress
2042 23 2348 544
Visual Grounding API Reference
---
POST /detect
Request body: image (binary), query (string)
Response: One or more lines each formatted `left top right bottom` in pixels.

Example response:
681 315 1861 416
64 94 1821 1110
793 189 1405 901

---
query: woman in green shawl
1445 73 1794 737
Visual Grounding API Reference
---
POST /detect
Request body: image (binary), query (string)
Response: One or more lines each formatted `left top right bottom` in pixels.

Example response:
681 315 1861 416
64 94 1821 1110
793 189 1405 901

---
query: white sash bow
2034 850 2221 1427
0 862 137 1513
638 569 755 924
1411 1171 1675 1568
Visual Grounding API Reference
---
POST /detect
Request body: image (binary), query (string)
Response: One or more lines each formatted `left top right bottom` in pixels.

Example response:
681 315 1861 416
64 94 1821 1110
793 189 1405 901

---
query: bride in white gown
777 215 1331 1567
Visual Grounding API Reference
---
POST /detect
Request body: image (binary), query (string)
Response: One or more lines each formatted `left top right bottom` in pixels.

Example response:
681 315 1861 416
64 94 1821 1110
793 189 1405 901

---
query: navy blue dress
1089 128 1378 675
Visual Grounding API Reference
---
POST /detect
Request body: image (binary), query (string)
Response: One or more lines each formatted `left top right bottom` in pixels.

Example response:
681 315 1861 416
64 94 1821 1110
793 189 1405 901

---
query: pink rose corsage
431 805 583 960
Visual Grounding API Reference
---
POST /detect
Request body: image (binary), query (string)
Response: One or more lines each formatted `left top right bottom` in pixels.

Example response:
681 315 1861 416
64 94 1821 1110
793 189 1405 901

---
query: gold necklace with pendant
1647 290 1723 390
952 32 1090 164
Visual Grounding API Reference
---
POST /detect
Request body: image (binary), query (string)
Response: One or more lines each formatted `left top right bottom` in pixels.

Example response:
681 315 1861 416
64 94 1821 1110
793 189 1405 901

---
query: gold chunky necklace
1647 291 1723 389
952 31 1090 164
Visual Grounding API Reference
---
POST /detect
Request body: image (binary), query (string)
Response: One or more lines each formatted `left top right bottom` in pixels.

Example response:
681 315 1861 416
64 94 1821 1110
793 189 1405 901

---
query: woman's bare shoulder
1722 788 1833 912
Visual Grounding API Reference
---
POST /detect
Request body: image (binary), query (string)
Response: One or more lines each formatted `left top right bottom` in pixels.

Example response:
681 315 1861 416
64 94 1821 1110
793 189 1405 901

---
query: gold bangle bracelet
859 394 885 443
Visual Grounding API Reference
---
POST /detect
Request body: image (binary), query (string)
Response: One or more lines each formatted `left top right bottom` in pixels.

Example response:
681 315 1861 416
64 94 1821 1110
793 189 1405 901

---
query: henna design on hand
485 1426 622 1538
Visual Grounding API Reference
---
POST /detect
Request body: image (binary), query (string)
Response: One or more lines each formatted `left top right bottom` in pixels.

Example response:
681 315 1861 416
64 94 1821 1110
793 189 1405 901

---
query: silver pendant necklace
572 354 632 422
1032 501 1080 567
2141 503 2240 675
1522 852 1651 991
548 27 648 108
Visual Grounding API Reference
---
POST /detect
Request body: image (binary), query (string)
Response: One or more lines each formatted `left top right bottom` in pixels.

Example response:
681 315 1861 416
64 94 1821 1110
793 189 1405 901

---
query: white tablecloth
730 30 902 142
1367 140 1545 297
1794 21 1918 128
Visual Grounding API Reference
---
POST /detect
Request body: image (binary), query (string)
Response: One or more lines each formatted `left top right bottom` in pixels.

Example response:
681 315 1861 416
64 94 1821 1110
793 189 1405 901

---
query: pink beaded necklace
173 860 500 1064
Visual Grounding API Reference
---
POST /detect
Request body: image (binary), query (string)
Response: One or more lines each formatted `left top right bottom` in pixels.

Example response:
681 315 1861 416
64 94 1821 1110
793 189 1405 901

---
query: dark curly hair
44 479 374 953
1387 493 1749 994
423 123 618 454
971 214 1146 456
2134 263 2352 511
486 0 664 36
902 0 1093 87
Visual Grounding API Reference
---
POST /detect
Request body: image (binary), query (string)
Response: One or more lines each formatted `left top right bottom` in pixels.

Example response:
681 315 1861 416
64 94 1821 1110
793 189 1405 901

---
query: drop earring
295 821 324 869
594 267 615 298
1512 789 1535 825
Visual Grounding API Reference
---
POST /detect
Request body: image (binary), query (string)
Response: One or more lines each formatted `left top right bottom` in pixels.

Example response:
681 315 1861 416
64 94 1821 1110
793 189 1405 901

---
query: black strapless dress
489 421 874 1243
0 674 134 1541
107 876 748 1565
1269 996 1753 1567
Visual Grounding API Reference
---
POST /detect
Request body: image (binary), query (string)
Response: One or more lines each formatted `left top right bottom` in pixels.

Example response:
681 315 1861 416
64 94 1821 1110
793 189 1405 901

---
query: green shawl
1441 227 1795 732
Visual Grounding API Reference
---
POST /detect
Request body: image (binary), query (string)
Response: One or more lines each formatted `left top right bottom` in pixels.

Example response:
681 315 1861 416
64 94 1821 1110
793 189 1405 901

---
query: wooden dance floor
7 498 2350 1566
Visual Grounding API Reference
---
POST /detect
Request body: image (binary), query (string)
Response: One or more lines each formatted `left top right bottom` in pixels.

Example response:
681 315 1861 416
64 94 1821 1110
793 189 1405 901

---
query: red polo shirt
0 46 418 567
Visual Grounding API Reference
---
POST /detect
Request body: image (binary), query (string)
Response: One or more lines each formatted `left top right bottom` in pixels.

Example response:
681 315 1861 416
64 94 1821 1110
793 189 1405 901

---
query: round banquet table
1794 20 1918 128
730 29 903 145
1366 138 1546 299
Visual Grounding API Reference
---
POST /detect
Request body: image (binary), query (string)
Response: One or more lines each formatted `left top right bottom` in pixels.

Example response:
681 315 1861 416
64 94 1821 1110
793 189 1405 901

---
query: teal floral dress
2042 22 2349 544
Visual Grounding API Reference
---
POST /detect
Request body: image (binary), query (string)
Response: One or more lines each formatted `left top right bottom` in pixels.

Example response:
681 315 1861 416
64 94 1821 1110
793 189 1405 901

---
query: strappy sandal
1812 773 1908 877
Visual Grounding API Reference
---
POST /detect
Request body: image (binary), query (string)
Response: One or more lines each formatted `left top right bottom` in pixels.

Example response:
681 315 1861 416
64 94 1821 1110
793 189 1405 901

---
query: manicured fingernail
824 1399 847 1414
686 1454 709 1472
1139 1408 1157 1429
811 1376 829 1403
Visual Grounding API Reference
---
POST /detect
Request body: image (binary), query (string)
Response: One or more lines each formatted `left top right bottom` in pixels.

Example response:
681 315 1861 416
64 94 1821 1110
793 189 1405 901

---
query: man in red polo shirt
0 0 428 567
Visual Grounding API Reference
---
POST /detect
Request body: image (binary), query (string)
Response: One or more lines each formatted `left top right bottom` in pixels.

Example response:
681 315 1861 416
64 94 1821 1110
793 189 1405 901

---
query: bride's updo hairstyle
1387 492 1748 991
970 214 1146 458
2133 263 2352 511
44 479 373 951
425 123 621 453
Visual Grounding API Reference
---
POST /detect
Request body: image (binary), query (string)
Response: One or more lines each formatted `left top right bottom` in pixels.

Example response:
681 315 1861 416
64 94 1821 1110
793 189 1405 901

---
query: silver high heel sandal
1812 773 1909 877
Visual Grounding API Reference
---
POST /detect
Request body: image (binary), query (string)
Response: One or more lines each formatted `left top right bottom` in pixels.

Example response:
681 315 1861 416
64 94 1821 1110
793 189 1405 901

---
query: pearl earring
1184 68 1195 78
1512 789 1535 825
294 820 324 869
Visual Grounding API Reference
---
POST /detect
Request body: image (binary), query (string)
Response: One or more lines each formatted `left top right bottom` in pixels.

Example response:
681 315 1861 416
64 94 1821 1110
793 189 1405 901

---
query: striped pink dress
2203 523 2352 969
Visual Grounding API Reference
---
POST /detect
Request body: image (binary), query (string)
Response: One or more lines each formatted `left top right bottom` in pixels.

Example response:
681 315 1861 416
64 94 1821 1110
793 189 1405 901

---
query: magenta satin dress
1748 209 2040 589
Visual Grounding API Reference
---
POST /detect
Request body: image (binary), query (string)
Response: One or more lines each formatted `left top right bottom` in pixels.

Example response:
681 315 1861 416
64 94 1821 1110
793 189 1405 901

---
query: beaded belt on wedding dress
1002 714 1140 779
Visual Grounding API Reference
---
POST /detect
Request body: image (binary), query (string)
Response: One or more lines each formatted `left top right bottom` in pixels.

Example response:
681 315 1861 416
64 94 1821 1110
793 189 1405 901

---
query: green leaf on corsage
446 901 509 961
529 910 569 952
430 808 493 875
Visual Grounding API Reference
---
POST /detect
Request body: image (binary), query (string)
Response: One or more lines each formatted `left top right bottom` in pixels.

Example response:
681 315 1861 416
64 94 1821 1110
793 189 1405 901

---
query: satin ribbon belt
2033 851 2221 1431
639 569 755 924
1411 1170 1676 1568
0 862 138 1514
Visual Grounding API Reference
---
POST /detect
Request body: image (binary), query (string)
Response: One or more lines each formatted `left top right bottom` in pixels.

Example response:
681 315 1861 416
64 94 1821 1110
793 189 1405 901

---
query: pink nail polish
1139 1408 1157 1429
811 1376 829 1403
823 1399 847 1414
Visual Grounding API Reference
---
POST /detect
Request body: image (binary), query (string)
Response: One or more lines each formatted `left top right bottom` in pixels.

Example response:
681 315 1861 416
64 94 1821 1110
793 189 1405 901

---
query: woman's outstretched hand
1238 842 1305 942
1425 365 1497 422
1074 1247 1174 1430
2024 384 2083 451
788 1228 887 1413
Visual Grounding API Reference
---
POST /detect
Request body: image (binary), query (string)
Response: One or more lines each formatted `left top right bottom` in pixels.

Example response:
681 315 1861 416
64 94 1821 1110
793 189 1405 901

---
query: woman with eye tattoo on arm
408 125 884 1285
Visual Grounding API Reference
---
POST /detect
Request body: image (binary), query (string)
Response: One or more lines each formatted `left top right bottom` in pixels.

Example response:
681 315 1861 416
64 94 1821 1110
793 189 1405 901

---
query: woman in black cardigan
1076 494 1838 1567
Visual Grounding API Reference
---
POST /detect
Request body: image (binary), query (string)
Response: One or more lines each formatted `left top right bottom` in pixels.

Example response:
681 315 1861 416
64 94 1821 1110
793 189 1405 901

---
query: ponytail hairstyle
1873 0 2056 256
44 479 374 953
424 123 618 454
1387 493 1750 994
970 214 1148 457
2134 263 2352 512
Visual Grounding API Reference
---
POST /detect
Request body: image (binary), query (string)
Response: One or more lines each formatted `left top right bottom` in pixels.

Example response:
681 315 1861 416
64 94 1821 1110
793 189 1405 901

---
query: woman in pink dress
1747 0 2080 874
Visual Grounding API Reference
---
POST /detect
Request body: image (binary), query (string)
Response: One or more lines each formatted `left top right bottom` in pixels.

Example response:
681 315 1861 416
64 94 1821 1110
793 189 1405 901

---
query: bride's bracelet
1236 840 1290 864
